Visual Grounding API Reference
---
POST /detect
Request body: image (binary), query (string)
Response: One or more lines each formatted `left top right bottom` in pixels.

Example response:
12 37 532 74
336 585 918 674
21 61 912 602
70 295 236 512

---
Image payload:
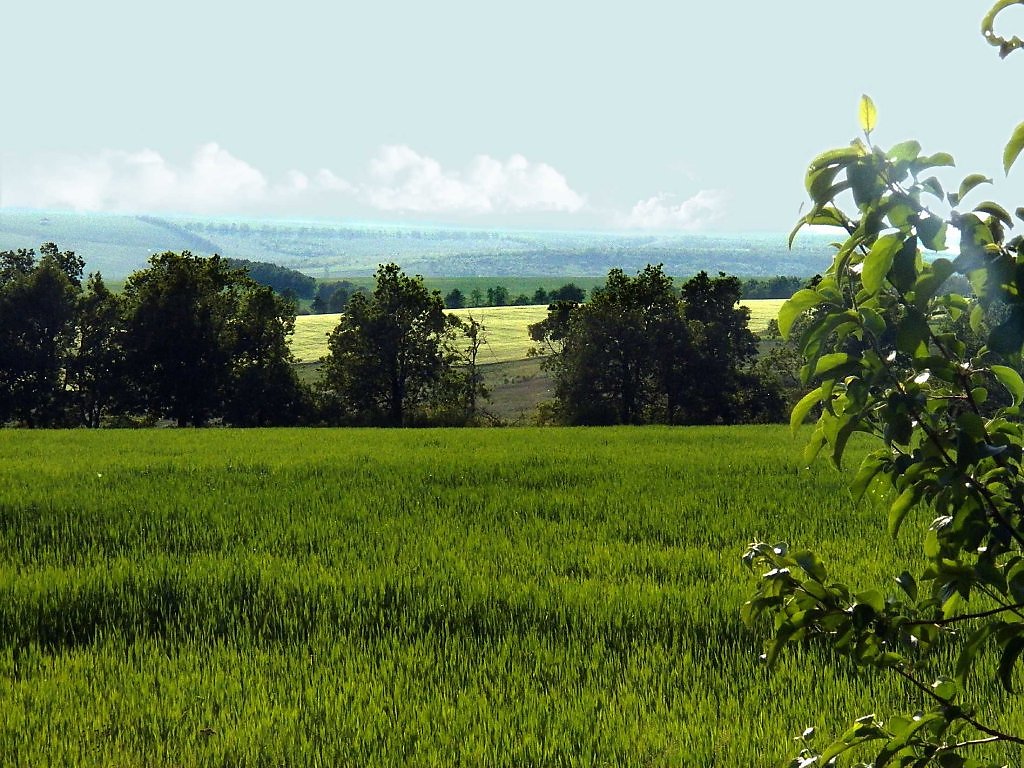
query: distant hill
0 209 836 279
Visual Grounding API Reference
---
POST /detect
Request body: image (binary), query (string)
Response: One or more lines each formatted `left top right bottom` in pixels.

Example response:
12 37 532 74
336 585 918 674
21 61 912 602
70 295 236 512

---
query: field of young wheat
0 426 1018 766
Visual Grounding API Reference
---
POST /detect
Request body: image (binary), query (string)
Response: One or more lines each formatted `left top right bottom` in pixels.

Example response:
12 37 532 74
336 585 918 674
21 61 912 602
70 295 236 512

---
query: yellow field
290 300 784 364
742 298 785 333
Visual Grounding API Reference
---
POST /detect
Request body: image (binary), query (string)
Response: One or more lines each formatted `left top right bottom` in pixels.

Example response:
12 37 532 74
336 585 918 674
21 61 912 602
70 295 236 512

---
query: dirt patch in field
478 358 553 424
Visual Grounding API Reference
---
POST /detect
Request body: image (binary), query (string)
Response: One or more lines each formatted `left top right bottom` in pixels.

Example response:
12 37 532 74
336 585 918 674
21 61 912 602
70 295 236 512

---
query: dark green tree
122 252 237 426
0 244 83 426
565 265 682 424
311 280 361 314
444 288 466 309
531 266 779 425
223 285 308 426
320 264 462 426
486 285 509 307
71 273 128 428
223 257 317 299
675 271 767 424
121 251 302 427
550 283 586 303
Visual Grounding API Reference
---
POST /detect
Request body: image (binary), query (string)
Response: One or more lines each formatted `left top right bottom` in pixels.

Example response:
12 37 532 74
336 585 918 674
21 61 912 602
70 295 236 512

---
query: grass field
289 300 786 364
1 426 1018 766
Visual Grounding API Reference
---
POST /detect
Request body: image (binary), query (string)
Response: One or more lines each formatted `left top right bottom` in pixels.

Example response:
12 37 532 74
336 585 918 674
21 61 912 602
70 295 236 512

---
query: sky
3 1 1024 232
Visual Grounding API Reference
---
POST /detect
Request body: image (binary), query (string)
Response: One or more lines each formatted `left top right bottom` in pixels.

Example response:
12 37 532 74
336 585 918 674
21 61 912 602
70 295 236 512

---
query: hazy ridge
0 209 835 279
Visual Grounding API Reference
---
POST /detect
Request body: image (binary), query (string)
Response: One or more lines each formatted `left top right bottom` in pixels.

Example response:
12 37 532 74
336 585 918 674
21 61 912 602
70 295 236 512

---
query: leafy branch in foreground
744 4 1024 766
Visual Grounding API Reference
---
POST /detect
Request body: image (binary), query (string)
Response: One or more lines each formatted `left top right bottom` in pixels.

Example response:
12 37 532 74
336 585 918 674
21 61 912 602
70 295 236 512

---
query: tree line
0 244 792 428
217 258 809 313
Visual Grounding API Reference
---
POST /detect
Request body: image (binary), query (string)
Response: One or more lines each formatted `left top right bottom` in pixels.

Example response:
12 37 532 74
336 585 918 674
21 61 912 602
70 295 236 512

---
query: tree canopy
530 265 782 425
320 264 466 426
124 251 305 427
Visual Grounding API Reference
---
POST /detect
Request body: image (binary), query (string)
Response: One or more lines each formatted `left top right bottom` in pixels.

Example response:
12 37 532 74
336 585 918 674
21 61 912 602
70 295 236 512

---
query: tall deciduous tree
122 251 303 426
320 263 461 425
223 285 307 426
0 244 82 426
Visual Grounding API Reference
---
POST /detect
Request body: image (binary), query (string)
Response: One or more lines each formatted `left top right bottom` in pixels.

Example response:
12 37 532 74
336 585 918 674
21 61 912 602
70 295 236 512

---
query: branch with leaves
744 4 1024 766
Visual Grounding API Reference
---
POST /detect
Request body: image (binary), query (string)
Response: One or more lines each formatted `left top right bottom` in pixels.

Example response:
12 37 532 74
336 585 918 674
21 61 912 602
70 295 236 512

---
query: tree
70 272 127 428
320 263 462 426
532 287 549 305
744 9 1024 765
311 280 360 314
530 265 775 425
444 288 466 309
223 257 317 299
550 282 586 303
121 251 302 426
222 285 308 426
675 271 770 424
486 285 509 307
0 244 83 426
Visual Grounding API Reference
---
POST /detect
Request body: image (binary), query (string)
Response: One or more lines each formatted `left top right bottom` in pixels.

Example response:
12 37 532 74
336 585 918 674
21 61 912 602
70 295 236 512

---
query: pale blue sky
4 1 1023 231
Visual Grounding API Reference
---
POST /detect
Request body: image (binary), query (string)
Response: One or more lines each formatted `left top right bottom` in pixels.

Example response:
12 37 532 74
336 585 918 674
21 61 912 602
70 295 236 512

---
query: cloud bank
365 145 585 214
4 143 585 218
620 190 727 230
4 144 728 231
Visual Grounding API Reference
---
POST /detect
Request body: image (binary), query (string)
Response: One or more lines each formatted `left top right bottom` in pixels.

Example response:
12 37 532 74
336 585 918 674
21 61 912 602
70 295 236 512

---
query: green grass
0 426 1018 766
290 300 784 365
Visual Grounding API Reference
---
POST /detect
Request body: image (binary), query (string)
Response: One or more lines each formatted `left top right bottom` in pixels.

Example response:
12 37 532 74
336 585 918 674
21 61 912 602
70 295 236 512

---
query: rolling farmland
0 427 1017 766
289 300 785 364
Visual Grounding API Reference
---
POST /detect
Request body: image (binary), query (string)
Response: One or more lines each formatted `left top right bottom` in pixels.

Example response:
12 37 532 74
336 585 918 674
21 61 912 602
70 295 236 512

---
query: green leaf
975 200 1014 227
855 588 885 613
924 151 955 168
790 386 824 435
862 234 902 294
779 289 823 339
765 622 798 669
894 571 917 601
859 94 877 134
958 173 993 203
851 453 885 500
920 176 945 200
794 550 827 581
989 307 1024 355
998 634 1024 693
888 487 918 538
969 303 986 335
917 216 947 251
807 145 867 173
1004 120 1024 175
992 364 1024 406
931 677 958 702
815 353 855 376
887 140 920 162
956 623 998 684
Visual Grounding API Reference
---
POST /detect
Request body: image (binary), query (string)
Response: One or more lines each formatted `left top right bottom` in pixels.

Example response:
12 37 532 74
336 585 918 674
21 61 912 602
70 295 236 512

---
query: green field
1 427 1018 766
290 300 785 364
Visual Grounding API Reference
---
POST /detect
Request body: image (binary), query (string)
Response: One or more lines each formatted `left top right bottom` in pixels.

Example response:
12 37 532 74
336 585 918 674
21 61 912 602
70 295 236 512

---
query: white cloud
620 190 727 230
6 144 274 214
364 145 585 214
3 143 586 219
